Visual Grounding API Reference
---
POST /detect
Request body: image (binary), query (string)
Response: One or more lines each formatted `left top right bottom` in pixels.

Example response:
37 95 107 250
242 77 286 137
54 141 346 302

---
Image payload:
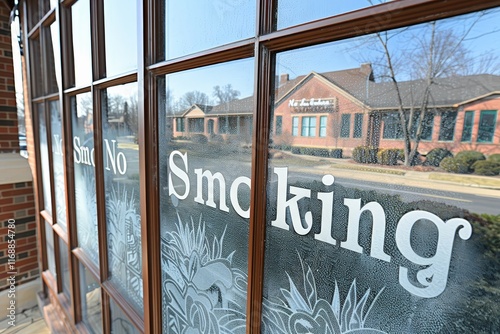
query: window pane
29 37 42 98
159 0 255 61
276 0 391 30
50 101 67 231
80 263 102 334
72 93 99 265
264 10 500 333
301 116 309 136
103 0 137 77
102 83 143 313
438 111 457 141
383 112 402 139
109 299 139 334
461 111 474 142
59 239 71 299
158 59 253 332
70 0 92 87
44 221 56 278
45 23 60 94
38 104 52 214
340 114 350 138
292 116 299 136
354 113 363 138
477 110 497 142
276 116 283 135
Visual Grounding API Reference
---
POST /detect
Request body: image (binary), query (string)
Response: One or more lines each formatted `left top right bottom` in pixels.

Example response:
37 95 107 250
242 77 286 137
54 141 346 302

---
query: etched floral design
161 213 247 334
75 168 99 264
262 256 387 334
106 186 143 309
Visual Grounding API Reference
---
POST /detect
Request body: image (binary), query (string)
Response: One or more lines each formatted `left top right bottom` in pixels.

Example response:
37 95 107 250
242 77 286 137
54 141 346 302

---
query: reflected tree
177 90 210 110
213 84 240 104
362 7 500 165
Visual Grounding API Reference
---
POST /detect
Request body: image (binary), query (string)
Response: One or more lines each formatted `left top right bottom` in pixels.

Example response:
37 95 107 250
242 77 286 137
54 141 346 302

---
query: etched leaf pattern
160 211 387 333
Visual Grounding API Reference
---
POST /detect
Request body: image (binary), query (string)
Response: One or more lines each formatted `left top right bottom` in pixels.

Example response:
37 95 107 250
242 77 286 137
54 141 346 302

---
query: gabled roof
182 104 213 117
207 96 254 116
365 74 500 109
177 65 500 115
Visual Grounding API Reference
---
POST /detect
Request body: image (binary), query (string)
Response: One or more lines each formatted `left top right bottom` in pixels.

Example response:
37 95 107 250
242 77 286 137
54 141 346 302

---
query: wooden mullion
58 0 82 320
139 0 160 332
101 281 144 332
72 247 100 282
147 40 255 76
260 0 500 52
246 44 274 334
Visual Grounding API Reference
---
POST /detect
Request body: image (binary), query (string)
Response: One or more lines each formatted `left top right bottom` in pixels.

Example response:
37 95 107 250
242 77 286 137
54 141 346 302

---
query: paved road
334 175 499 215
122 145 500 215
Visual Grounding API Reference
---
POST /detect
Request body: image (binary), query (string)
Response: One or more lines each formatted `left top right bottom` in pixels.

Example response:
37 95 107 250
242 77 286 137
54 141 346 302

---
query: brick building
172 64 500 157
0 0 39 318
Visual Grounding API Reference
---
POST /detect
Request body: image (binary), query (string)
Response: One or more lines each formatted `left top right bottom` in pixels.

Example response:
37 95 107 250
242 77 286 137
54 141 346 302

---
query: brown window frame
21 0 500 333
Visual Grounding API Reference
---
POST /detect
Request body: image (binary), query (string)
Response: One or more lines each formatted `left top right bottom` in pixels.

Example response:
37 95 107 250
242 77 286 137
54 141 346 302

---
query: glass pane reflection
72 93 99 265
44 220 56 278
80 263 102 334
102 83 143 313
110 299 139 334
160 0 255 60
59 239 71 299
103 0 137 77
70 0 92 87
263 9 500 333
50 101 67 231
158 59 254 332
277 0 391 30
38 104 52 215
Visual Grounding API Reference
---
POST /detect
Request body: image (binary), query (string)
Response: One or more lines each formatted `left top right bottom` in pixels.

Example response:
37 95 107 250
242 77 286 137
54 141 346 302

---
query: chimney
280 73 289 84
360 63 374 82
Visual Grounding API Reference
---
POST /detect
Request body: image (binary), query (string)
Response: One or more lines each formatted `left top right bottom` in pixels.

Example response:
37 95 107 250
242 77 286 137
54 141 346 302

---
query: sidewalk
0 306 50 334
278 153 500 198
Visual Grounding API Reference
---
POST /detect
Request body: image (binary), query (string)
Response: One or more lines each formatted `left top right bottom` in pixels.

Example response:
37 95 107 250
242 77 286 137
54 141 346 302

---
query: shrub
487 153 500 163
329 148 343 158
190 134 208 144
377 148 399 165
209 134 224 143
289 146 343 158
439 156 469 174
455 150 486 171
472 160 500 176
425 148 453 167
352 146 378 164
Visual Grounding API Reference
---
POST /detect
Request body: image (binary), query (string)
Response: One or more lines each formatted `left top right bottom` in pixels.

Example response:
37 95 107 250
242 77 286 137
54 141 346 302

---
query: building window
176 118 185 132
189 118 205 133
410 112 434 141
276 116 283 135
477 110 497 143
340 114 350 138
382 112 403 139
354 113 363 138
301 116 316 137
439 111 458 141
319 116 327 137
461 111 474 142
290 116 297 136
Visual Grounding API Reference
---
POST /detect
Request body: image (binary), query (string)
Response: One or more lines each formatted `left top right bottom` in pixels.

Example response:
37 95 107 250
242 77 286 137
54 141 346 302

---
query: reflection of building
173 64 500 155
173 99 254 143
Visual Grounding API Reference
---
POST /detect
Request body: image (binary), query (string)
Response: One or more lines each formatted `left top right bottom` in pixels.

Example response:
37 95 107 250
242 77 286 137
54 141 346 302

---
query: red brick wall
0 4 39 292
0 4 18 153
0 181 38 291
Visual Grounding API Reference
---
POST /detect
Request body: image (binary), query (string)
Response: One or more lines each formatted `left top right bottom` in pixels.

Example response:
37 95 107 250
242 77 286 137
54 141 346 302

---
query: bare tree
178 90 210 110
213 84 240 104
366 13 499 166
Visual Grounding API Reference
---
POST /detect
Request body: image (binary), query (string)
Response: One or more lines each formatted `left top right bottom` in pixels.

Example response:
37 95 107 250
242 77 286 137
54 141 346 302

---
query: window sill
0 153 32 185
